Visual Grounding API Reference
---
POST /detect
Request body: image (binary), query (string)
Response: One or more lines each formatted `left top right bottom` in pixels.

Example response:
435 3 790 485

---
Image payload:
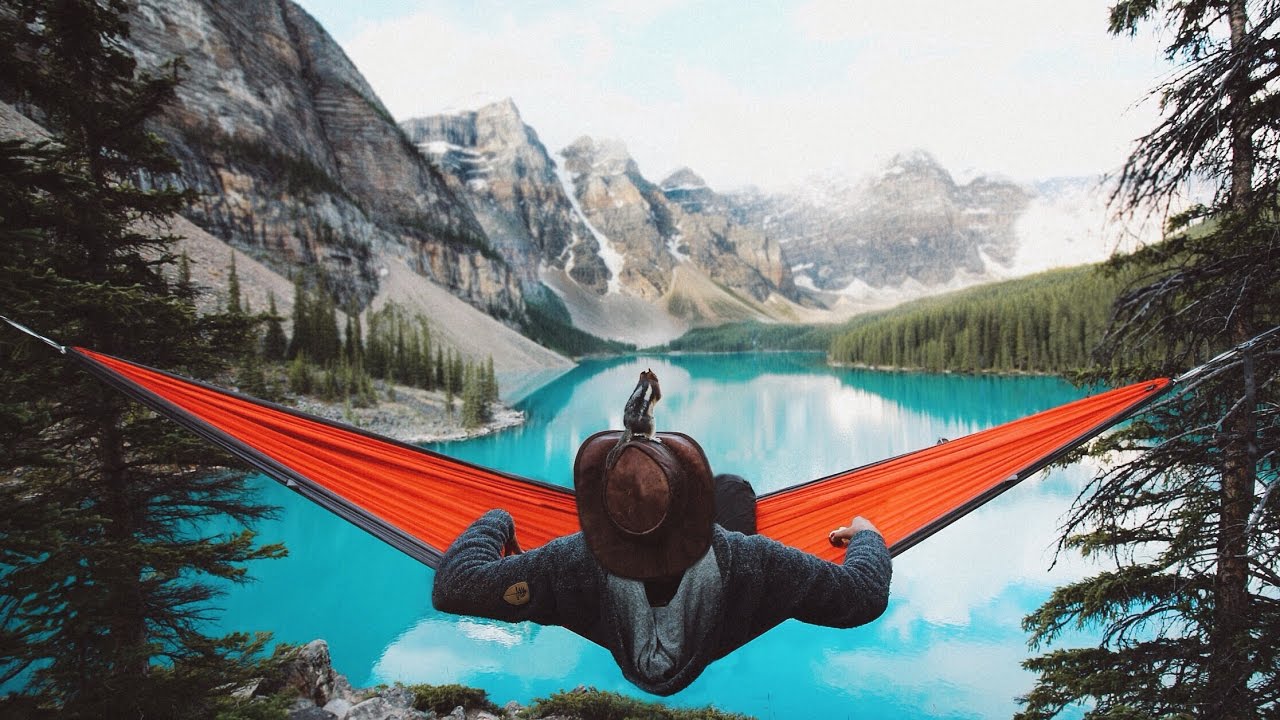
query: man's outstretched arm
432 509 570 625
746 515 892 630
812 516 893 627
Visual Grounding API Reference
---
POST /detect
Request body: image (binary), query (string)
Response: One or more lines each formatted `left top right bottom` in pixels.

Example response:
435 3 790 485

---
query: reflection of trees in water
440 352 1088 492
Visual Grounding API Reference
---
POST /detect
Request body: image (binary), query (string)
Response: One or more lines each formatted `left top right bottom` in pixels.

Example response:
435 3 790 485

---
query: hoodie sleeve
431 509 590 627
729 529 892 635
794 529 892 627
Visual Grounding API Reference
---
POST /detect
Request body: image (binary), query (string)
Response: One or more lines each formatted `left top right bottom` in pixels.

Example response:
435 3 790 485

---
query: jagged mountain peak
887 148 941 169
473 97 525 130
747 150 1033 294
880 149 954 184
478 96 520 114
560 136 636 178
660 167 708 192
401 98 545 163
965 173 1018 188
660 166 716 213
398 97 607 295
439 91 509 115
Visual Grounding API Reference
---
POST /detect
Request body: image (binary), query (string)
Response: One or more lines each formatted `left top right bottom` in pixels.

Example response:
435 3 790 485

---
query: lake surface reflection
213 353 1103 719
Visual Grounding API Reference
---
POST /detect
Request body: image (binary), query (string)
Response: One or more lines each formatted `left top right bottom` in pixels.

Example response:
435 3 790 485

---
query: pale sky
293 0 1171 191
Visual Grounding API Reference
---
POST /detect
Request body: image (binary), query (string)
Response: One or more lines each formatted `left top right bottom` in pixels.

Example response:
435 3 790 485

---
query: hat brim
574 431 715 580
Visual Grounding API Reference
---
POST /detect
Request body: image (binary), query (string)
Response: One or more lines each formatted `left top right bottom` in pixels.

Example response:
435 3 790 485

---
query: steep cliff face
124 0 521 316
560 137 798 306
560 137 676 301
401 100 609 295
658 168 795 303
741 151 1031 293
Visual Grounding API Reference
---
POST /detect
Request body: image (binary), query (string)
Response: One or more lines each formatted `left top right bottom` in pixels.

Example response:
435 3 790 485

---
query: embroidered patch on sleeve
503 581 530 606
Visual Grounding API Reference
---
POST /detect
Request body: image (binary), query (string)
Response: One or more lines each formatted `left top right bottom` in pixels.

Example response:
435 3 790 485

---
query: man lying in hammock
432 431 892 696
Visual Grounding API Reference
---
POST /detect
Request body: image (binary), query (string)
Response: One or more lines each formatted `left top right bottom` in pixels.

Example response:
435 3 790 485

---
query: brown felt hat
573 431 715 580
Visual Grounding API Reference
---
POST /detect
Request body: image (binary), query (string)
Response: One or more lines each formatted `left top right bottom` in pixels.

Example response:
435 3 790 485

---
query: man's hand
503 532 523 557
828 516 879 547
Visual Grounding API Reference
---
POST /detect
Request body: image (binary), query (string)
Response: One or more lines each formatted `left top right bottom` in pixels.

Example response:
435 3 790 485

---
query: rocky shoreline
286 379 524 445
249 640 751 720
247 640 520 720
261 391 531 720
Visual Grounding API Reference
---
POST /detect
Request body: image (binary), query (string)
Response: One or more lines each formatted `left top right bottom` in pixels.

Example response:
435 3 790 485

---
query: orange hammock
71 347 1171 566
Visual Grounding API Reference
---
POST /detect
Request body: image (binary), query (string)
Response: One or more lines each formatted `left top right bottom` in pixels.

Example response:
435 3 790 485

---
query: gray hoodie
432 509 892 696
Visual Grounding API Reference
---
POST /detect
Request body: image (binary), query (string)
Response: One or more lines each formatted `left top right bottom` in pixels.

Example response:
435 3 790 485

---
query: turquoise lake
211 352 1106 719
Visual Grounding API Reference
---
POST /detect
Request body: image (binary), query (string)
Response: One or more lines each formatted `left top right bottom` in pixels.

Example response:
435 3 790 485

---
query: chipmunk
605 369 662 469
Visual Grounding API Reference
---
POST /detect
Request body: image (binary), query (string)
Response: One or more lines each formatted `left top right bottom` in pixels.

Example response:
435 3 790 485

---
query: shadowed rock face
123 0 520 316
558 137 798 305
401 100 609 295
402 107 802 312
560 136 676 300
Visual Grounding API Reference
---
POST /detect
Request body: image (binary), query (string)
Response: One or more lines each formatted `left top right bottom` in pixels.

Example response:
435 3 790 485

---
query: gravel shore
287 379 524 445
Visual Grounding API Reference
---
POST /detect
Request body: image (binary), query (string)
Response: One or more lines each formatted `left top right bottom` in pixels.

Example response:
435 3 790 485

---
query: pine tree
484 355 498 404
262 291 288 362
286 275 308 361
0 2 284 715
226 251 242 315
175 249 195 305
346 308 364 365
461 362 483 429
343 314 356 363
315 291 341 364
287 354 313 395
450 351 464 396
1019 2 1280 718
427 317 437 389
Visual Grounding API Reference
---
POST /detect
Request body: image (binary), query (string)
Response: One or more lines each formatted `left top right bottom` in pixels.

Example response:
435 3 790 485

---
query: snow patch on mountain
555 163 624 294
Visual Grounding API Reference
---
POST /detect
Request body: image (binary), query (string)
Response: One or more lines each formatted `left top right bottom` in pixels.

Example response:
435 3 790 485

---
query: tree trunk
1207 2 1257 716
98 399 149 682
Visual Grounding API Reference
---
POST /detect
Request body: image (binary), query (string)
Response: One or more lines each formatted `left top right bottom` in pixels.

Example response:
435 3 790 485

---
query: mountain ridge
9 0 1156 355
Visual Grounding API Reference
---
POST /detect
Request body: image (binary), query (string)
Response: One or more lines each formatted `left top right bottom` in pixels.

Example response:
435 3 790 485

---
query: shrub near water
406 683 502 715
527 687 754 720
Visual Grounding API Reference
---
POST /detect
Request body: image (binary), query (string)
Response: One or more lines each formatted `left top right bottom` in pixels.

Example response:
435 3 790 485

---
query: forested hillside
654 321 836 352
827 265 1133 373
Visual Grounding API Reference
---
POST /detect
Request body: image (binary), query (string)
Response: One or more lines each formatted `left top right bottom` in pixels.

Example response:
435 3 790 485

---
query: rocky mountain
557 137 679 300
398 105 813 344
14 0 1141 354
399 100 609 296
123 0 521 318
559 137 799 307
402 107 803 311
739 150 1031 295
394 94 1096 343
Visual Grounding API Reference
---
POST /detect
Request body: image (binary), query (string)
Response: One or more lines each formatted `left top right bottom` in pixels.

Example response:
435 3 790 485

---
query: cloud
885 465 1109 630
341 8 612 116
791 0 1167 180
818 637 1040 717
372 617 585 685
331 1 1170 192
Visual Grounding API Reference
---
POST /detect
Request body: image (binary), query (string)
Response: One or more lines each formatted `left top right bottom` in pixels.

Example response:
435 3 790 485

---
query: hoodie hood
603 532 730 695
